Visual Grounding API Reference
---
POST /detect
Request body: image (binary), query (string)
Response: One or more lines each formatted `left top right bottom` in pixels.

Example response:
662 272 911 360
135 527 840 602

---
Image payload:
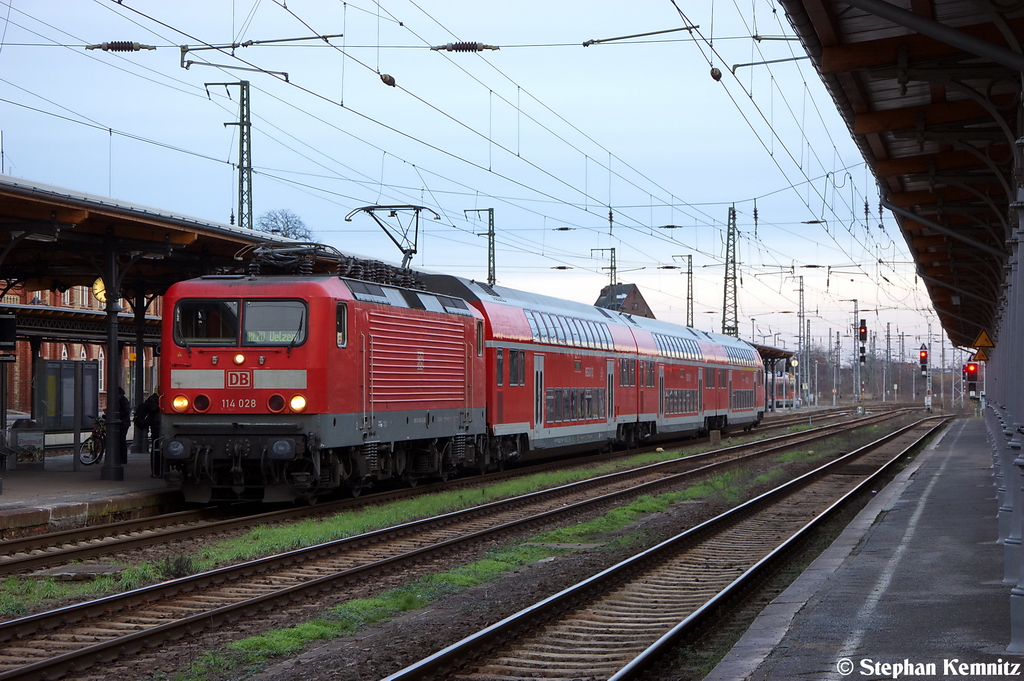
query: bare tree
256 209 313 240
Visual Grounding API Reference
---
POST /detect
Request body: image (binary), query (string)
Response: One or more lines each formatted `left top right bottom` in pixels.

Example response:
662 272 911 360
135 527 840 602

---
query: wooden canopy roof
781 0 1024 348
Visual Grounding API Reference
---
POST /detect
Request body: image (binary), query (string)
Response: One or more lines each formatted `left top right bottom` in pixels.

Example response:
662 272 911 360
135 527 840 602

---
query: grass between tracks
147 470 759 681
0 433 778 617
0 420 868 620
153 421 905 681
0 419 903 681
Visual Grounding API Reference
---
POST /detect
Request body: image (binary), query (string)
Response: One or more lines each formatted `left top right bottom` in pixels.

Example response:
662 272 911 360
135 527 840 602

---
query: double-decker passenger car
422 275 765 460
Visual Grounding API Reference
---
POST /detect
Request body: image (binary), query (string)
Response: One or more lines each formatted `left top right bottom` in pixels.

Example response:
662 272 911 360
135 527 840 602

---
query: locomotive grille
453 434 466 461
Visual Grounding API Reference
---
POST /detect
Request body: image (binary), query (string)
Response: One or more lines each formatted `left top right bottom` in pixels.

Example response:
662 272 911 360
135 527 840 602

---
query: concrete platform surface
0 450 179 534
706 417 1009 680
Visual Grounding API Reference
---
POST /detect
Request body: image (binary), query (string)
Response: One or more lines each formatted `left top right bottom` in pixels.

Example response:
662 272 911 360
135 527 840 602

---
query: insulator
85 41 155 52
431 42 498 52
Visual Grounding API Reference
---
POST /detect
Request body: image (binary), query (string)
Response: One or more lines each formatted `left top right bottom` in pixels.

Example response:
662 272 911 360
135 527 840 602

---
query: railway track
382 416 948 681
0 410 915 680
0 407 903 578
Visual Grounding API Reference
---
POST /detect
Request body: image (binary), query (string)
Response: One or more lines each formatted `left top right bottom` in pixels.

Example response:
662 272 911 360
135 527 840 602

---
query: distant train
160 262 766 503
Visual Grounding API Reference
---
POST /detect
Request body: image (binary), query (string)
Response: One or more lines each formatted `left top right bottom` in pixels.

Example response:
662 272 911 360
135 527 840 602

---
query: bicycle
80 414 106 465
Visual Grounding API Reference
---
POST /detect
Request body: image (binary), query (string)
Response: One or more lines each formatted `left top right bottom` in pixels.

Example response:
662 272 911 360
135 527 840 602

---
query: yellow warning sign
974 347 990 362
973 329 995 348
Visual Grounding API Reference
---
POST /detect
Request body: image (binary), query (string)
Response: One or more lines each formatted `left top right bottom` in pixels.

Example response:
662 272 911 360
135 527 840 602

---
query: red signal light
966 362 979 377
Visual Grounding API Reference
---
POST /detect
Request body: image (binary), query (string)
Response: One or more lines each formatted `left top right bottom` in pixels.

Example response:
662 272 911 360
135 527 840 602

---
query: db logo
227 370 252 388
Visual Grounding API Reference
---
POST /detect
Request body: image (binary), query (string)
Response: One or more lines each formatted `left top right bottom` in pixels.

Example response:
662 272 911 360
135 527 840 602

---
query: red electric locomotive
160 273 486 503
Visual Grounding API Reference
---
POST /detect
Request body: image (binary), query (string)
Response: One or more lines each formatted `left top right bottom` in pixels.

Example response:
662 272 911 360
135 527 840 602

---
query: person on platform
135 391 162 477
118 387 130 463
145 391 160 475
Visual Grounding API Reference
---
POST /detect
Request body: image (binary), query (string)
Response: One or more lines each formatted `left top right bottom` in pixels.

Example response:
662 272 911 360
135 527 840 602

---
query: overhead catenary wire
0 0 929 338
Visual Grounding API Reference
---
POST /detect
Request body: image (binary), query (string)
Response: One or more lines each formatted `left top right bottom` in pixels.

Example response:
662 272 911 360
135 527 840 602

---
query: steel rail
0 412 910 680
0 407 897 576
609 416 950 680
379 416 947 681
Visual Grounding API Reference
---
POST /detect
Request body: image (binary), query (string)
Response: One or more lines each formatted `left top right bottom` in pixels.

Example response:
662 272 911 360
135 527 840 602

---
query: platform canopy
781 0 1023 348
0 174 310 300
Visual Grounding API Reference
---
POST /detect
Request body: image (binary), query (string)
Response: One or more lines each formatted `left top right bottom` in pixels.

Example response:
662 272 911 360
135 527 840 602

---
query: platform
0 449 179 535
705 417 1010 680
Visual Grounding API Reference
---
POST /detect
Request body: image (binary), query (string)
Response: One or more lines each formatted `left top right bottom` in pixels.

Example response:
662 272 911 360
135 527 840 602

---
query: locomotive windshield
174 299 307 347
242 300 307 346
174 300 239 345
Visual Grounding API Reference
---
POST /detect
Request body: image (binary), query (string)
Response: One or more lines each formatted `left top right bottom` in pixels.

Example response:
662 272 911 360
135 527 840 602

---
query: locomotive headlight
193 394 211 412
172 395 190 412
289 394 307 412
233 353 245 365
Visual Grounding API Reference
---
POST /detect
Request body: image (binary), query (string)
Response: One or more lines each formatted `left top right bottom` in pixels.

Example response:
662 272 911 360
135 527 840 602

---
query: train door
534 354 544 430
606 359 615 422
728 370 733 411
697 367 704 413
658 365 665 419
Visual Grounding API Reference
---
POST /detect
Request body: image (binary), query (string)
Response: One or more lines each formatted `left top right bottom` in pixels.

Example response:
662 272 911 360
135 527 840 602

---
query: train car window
416 294 445 313
525 310 541 342
554 316 567 345
566 318 580 346
629 359 636 387
546 388 555 424
706 368 715 389
347 280 390 305
174 300 239 345
437 295 473 316
496 349 504 386
242 300 307 347
719 369 727 388
519 350 527 385
477 321 484 356
509 349 519 386
574 319 587 347
570 390 577 421
545 315 558 344
336 303 348 347
537 312 552 343
399 289 426 310
585 389 593 419
554 389 563 422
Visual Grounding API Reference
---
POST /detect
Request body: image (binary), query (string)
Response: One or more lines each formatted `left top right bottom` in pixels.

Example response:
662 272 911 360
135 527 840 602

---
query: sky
0 0 957 367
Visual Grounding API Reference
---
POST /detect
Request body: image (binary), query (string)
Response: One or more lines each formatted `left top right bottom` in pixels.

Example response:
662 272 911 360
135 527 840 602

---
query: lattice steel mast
722 205 738 337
